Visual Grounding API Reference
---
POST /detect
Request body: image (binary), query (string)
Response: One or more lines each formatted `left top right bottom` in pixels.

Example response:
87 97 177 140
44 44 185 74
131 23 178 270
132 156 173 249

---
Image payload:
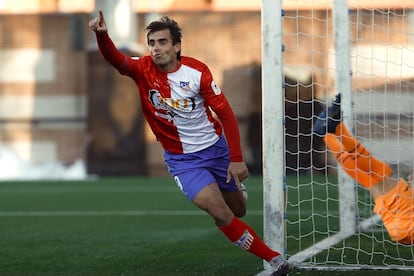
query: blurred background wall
0 0 409 178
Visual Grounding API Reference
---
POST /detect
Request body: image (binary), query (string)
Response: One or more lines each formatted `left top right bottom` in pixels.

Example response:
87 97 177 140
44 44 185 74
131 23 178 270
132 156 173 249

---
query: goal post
261 0 285 269
332 0 356 238
261 0 414 272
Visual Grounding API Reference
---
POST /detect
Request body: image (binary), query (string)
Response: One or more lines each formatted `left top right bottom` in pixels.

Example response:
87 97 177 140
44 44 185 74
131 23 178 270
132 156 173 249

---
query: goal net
262 0 414 272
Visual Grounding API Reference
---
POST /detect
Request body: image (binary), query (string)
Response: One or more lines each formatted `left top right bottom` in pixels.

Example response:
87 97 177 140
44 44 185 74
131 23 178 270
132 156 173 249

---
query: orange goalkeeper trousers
324 122 392 188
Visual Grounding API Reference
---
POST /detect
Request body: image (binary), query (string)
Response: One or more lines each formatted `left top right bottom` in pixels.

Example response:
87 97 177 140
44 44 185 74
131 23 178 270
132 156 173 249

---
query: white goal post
261 0 285 268
261 0 414 272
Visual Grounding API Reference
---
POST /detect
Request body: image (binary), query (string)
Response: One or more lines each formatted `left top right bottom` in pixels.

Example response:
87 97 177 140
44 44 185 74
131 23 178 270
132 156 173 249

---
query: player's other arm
198 63 249 186
214 102 243 162
89 10 133 75
199 66 244 163
213 100 249 187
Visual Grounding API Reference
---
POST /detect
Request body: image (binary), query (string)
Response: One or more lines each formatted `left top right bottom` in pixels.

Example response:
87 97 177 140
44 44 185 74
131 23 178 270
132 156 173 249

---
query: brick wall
0 14 88 166
0 10 412 176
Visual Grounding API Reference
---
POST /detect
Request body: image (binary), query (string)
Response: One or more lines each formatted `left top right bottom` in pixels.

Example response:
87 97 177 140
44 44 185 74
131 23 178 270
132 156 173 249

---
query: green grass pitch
0 176 412 275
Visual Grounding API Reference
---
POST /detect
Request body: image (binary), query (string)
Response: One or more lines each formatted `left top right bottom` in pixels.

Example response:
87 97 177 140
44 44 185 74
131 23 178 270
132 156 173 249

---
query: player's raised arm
89 10 107 33
89 10 132 76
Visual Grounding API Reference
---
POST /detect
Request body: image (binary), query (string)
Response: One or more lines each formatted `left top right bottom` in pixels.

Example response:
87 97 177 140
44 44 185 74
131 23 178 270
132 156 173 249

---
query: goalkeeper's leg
314 93 412 244
325 122 392 189
312 93 392 189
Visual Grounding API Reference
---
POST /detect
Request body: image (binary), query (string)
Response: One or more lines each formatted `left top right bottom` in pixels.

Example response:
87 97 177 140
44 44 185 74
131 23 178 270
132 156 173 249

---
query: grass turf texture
0 176 412 275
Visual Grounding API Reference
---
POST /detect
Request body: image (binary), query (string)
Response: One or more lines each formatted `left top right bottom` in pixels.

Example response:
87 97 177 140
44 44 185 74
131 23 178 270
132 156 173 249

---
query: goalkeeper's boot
269 255 294 276
312 93 342 136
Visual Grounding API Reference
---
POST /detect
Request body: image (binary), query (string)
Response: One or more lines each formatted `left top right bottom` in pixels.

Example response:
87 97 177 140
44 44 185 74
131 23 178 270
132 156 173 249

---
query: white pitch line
0 210 264 217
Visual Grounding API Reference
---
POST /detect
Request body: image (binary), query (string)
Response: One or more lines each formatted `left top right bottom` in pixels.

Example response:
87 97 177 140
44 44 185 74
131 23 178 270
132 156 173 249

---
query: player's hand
89 10 107 33
227 161 249 190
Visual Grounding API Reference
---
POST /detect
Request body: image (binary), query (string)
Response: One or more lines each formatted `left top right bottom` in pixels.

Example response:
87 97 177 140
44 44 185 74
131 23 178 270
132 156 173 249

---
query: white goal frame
261 0 414 273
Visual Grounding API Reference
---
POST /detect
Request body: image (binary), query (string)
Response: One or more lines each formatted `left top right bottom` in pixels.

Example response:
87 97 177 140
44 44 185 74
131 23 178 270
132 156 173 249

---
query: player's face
148 29 181 72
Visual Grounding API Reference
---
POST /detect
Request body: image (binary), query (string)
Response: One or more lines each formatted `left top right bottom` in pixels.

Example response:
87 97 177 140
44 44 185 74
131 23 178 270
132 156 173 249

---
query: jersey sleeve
95 32 138 78
214 103 244 162
200 66 244 162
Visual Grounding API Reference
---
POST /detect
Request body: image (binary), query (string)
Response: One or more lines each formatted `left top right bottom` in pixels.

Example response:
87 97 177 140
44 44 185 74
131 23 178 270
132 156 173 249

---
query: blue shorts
164 135 239 201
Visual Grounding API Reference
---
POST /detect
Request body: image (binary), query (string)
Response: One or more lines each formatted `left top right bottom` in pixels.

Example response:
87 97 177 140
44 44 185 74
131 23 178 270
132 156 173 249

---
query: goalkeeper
313 94 414 244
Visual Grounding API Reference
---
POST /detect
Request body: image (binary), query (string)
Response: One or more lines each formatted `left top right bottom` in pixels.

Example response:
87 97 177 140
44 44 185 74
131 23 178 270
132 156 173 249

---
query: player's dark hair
145 16 182 59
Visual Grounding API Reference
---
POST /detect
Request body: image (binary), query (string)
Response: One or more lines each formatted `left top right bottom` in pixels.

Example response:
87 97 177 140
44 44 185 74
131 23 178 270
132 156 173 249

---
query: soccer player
89 11 292 275
313 94 414 244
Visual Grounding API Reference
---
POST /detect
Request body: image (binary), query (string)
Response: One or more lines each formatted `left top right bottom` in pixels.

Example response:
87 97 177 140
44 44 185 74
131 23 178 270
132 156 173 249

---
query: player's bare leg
192 182 234 225
221 189 247 218
192 182 293 275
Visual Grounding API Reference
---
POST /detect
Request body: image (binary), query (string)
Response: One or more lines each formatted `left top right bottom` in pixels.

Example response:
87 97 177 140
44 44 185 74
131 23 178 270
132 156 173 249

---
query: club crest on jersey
211 80 222 95
180 81 191 91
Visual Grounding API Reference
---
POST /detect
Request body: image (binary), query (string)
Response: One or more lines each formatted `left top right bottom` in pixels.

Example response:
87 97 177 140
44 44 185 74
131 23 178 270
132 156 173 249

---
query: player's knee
211 208 235 226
